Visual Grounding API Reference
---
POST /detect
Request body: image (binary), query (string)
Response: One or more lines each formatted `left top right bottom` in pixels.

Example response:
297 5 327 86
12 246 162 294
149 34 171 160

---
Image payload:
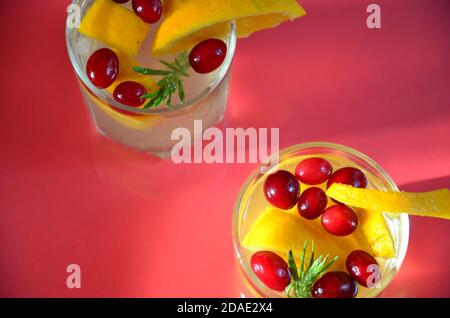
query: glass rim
65 0 237 115
232 141 410 297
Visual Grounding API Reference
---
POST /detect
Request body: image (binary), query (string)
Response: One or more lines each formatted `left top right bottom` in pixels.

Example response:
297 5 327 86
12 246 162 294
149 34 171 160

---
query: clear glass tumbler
232 142 409 298
66 0 236 156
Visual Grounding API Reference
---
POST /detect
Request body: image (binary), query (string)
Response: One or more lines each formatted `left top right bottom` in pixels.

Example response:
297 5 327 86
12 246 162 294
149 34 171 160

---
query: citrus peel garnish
153 0 306 55
79 0 150 56
327 184 450 220
352 208 395 258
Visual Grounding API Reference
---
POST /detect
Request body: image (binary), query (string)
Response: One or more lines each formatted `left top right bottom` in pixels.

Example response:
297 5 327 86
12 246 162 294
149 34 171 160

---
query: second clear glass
66 0 237 156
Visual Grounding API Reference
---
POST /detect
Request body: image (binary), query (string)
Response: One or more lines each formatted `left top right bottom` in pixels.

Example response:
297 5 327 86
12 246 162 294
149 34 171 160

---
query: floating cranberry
312 271 358 298
86 48 119 89
264 170 300 210
132 0 162 24
113 81 147 107
250 251 291 292
295 158 333 185
327 167 368 189
189 39 227 74
114 0 129 3
298 187 327 220
346 250 380 288
321 205 358 236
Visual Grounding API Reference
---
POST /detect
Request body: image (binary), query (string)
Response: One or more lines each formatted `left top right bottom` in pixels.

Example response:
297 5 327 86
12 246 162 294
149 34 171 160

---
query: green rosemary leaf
144 88 164 108
285 241 339 298
153 95 164 108
144 100 154 109
287 250 299 281
177 78 185 102
300 240 307 275
179 70 189 77
321 256 339 273
167 93 173 109
174 58 182 69
141 91 159 99
159 60 179 72
174 55 190 77
285 284 294 298
134 52 190 109
168 79 177 93
162 86 171 101
307 240 315 271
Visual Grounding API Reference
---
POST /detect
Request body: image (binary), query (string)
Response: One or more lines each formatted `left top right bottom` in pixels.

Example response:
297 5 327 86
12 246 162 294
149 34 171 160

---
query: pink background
0 0 449 297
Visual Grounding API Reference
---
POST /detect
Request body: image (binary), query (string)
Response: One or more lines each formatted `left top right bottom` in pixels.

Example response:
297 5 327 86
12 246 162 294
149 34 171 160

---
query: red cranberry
312 271 358 298
250 251 291 292
264 170 300 210
298 187 327 220
113 81 147 107
189 39 227 74
132 0 162 24
295 158 333 185
327 167 368 189
346 250 380 288
114 0 129 3
321 205 358 236
86 48 119 89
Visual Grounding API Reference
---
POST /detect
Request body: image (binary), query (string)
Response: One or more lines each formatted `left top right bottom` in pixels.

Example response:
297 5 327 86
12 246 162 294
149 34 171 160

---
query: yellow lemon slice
79 0 150 56
327 184 450 220
242 207 378 270
153 0 306 55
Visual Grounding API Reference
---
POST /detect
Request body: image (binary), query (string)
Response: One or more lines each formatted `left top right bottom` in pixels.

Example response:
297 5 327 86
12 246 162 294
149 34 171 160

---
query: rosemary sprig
285 241 338 298
133 52 190 109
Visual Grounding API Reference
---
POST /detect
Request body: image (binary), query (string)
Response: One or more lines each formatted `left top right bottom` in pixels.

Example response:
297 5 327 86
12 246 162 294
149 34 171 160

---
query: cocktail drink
233 143 410 298
66 0 306 155
66 0 236 155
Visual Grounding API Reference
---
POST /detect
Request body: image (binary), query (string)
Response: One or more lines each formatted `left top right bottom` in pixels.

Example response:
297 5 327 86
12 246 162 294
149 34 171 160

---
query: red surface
0 0 449 297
